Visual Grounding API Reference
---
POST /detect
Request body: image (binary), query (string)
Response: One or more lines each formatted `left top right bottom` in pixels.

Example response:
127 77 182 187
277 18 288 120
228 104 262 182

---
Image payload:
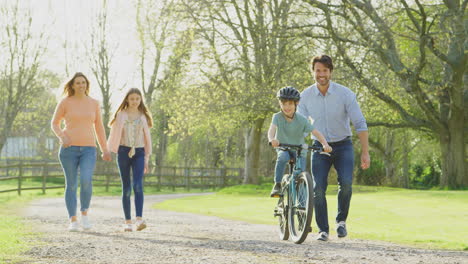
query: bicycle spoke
288 172 314 244
275 188 289 240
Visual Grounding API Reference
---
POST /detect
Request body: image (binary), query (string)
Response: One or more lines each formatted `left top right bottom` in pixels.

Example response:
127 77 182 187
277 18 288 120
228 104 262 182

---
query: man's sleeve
346 92 368 132
297 92 309 117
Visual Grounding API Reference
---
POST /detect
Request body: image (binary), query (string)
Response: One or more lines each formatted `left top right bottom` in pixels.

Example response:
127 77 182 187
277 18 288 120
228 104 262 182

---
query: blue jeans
117 146 145 220
59 146 97 218
311 139 354 233
274 149 306 183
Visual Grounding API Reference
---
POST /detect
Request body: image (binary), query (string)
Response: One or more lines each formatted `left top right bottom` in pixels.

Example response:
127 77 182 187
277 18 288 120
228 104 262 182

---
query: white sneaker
81 215 92 230
68 221 79 232
135 220 146 231
316 231 329 241
124 223 133 232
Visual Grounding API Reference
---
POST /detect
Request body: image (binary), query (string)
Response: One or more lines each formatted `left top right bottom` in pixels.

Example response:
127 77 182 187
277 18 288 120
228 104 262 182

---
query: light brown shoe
136 220 146 231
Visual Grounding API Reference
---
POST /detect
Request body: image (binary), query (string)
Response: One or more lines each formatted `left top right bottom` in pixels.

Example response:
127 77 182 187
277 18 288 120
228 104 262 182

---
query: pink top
107 111 152 163
51 96 108 152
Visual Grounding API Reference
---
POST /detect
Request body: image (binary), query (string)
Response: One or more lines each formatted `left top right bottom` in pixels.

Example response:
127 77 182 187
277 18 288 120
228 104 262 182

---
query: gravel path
19 194 467 264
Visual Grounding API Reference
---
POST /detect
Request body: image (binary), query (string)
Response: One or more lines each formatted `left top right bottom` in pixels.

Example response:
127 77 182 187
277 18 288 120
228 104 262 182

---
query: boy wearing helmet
268 86 332 197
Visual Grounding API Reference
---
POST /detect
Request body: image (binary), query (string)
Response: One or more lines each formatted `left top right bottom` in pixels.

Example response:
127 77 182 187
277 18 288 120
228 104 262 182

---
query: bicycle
272 143 330 244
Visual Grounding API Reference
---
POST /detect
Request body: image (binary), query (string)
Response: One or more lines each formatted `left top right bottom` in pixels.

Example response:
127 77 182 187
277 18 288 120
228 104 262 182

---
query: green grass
155 184 468 250
0 192 55 263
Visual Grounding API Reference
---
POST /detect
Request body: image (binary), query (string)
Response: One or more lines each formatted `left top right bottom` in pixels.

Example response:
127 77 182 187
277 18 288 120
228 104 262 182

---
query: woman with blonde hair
51 72 111 232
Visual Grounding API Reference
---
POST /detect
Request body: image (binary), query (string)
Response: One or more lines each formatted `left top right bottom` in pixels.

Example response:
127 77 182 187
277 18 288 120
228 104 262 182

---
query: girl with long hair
107 88 153 232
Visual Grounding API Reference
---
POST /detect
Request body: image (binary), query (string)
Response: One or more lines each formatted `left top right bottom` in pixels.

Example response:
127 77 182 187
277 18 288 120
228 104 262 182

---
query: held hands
270 139 280 148
101 150 112 162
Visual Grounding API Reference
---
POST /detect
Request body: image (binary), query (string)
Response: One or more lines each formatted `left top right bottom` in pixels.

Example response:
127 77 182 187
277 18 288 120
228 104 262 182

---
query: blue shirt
272 112 314 145
298 81 367 142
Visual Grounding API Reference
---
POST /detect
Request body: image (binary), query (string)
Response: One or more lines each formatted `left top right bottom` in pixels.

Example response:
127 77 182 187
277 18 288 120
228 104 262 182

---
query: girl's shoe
124 223 133 232
81 215 92 230
135 220 146 231
68 221 79 232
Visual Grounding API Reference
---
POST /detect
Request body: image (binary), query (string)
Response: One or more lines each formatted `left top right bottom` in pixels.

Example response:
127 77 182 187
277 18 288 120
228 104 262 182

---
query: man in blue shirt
298 55 370 241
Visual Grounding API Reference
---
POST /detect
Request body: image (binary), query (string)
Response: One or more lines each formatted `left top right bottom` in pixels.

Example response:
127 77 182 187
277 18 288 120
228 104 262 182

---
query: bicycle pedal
271 194 280 198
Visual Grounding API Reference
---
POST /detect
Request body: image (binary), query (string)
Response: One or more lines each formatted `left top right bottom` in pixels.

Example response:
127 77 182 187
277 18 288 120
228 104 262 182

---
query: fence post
221 167 227 188
185 168 190 191
106 175 110 192
18 162 23 196
156 166 161 191
42 163 48 194
172 167 176 191
239 168 243 184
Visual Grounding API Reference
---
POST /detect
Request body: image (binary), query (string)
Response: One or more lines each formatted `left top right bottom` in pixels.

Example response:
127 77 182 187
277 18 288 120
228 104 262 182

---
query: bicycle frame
281 147 306 210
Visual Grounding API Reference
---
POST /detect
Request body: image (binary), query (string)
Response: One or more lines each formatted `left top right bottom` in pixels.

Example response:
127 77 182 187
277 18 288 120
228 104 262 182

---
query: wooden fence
0 161 244 195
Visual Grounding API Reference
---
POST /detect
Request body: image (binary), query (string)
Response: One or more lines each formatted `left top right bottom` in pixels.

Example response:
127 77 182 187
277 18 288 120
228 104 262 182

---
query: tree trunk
243 118 264 184
222 137 232 167
155 112 168 168
102 95 111 135
400 131 410 188
0 117 15 157
439 113 466 188
0 133 7 158
384 131 397 185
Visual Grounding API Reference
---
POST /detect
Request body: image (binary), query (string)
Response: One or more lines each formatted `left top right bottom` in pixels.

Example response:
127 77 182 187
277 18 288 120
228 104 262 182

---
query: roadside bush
355 156 385 186
409 160 440 189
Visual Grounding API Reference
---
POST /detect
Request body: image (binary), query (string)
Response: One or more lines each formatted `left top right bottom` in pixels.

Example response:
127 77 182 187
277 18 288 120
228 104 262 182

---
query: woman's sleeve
107 112 124 153
51 99 66 138
94 100 108 153
142 116 152 163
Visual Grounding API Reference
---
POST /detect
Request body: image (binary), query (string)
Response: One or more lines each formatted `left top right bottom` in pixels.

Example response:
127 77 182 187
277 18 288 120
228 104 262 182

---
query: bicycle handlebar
269 142 330 155
278 143 321 151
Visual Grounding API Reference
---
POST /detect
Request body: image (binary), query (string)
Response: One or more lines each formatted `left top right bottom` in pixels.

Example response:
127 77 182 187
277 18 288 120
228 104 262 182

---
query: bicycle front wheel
288 171 314 244
275 183 289 240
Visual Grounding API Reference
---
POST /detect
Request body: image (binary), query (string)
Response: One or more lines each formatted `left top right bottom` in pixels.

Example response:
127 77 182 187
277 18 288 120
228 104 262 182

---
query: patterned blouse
107 111 152 162
121 117 145 157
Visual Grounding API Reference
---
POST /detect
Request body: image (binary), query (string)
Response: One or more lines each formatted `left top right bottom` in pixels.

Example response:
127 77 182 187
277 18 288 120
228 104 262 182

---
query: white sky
7 0 145 110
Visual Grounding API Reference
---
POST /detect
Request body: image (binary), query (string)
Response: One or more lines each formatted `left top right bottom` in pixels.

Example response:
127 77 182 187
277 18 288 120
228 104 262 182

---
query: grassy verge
155 184 468 251
0 192 56 263
0 184 213 263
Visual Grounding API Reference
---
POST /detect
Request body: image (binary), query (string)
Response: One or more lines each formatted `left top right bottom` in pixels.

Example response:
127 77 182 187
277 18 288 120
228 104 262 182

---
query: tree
302 0 467 188
136 0 193 168
176 0 310 183
0 1 48 154
89 0 114 134
9 71 61 160
136 0 177 106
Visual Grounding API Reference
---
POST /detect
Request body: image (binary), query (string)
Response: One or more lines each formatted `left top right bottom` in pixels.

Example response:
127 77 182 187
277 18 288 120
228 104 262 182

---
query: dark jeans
311 139 354 233
274 149 307 183
117 146 145 220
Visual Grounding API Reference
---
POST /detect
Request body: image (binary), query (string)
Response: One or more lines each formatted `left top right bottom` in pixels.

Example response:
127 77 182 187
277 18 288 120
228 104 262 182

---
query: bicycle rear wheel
288 171 314 244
